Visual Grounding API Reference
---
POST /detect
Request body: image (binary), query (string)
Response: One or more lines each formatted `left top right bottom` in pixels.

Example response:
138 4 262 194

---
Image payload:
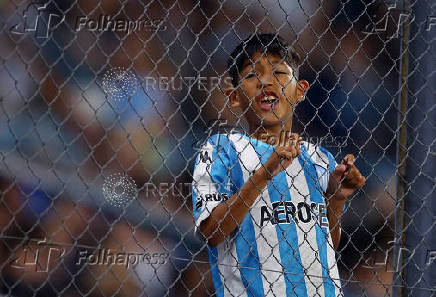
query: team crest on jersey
198 150 212 164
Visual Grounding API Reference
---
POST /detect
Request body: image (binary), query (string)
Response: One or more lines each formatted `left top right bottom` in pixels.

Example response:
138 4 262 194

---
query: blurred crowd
0 0 403 296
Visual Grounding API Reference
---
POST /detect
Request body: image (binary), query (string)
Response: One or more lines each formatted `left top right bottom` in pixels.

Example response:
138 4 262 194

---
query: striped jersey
192 132 343 297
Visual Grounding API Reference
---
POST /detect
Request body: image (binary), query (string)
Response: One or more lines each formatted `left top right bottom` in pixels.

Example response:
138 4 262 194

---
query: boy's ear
296 80 309 102
225 88 240 109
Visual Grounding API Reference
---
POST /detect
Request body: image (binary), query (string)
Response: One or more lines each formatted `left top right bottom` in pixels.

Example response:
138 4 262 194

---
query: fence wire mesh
0 0 435 296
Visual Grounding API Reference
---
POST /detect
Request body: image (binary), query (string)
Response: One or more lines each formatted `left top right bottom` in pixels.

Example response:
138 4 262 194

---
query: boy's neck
248 121 293 145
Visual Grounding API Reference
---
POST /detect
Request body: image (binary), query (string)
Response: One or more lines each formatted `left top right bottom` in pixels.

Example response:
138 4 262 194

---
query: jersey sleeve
303 142 338 193
314 145 351 219
317 146 338 193
191 134 235 239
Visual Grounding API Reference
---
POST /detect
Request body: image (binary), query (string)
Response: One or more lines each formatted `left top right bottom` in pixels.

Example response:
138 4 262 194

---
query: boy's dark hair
227 33 301 87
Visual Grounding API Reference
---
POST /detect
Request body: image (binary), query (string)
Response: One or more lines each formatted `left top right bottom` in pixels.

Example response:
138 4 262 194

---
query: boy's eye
274 71 289 75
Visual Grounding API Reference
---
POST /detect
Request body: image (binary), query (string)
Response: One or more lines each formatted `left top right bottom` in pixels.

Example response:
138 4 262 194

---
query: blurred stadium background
0 0 434 296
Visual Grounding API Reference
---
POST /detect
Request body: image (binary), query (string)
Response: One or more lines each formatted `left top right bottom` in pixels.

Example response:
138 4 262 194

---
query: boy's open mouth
256 91 279 111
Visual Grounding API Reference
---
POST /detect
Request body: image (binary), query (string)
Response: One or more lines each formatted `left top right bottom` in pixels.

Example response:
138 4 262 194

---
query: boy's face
229 51 308 129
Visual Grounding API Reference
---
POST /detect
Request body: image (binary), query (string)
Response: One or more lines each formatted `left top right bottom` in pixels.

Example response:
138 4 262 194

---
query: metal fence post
394 0 436 296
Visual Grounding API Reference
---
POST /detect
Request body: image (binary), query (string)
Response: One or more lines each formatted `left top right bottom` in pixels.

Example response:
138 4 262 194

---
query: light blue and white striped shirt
192 133 343 297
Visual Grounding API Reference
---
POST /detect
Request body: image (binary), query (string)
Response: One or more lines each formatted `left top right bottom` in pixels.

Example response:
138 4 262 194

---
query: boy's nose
257 73 274 88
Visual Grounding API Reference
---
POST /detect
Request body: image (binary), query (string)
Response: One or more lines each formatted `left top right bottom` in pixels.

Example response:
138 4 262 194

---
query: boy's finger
288 135 301 147
284 144 296 153
344 166 365 188
346 165 360 178
289 133 299 141
342 154 355 166
359 175 366 187
283 151 294 160
278 147 289 157
287 138 297 147
350 174 366 188
331 164 347 180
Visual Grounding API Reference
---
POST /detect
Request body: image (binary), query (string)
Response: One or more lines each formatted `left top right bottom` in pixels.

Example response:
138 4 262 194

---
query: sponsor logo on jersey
260 201 329 228
195 193 229 211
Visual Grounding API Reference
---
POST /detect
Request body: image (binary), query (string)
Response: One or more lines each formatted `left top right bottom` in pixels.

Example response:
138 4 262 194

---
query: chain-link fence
0 0 435 296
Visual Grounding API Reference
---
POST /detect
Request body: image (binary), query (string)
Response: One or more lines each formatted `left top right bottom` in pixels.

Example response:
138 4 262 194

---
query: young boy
192 33 365 297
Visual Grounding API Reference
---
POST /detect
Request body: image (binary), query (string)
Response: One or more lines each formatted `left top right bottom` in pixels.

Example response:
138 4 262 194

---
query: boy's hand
261 133 302 180
326 154 366 200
